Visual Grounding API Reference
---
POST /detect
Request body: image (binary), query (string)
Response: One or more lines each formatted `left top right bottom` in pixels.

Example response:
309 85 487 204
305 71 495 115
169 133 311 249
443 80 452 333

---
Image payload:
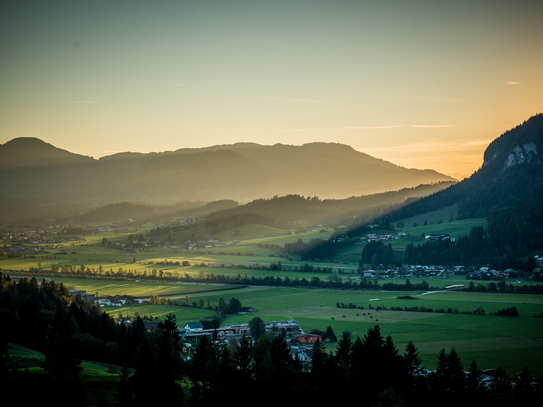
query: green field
4 219 543 378
49 274 543 377
0 224 354 280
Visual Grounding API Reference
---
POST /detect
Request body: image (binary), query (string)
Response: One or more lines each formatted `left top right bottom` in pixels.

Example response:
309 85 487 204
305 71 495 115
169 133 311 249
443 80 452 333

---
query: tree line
1 273 541 406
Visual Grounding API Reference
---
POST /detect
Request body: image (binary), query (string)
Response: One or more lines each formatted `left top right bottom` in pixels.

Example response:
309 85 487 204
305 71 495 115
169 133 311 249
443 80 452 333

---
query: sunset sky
1 0 542 180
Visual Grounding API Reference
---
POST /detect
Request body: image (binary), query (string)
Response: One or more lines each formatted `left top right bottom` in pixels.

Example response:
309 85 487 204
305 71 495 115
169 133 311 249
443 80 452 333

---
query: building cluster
359 232 407 243
424 233 456 242
178 319 325 362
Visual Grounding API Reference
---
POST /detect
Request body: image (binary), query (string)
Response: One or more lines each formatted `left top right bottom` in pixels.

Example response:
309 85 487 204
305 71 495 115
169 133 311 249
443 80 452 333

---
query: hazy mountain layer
0 138 455 204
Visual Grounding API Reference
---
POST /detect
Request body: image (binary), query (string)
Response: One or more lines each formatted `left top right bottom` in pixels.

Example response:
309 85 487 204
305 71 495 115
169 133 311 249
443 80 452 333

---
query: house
95 295 143 307
186 321 204 331
69 289 95 300
291 334 322 344
144 321 163 331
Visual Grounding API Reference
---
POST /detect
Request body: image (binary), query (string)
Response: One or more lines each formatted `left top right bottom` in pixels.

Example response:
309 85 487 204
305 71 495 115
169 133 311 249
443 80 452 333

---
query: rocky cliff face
482 113 543 174
503 142 539 169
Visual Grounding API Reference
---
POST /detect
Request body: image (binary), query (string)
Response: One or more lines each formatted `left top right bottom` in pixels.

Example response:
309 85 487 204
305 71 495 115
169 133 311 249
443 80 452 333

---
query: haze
1 0 542 180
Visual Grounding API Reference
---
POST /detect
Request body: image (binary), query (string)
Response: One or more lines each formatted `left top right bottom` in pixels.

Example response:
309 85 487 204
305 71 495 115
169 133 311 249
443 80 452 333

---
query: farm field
4 218 543 379
226 303 543 377
0 224 358 279
54 275 543 377
42 276 246 298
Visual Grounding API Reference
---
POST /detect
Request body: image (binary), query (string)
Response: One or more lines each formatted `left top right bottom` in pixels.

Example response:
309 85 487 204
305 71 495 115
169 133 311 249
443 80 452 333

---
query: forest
1 274 541 406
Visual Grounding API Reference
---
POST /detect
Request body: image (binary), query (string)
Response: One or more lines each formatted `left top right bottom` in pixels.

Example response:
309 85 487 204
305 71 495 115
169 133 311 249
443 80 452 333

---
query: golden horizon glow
1 1 542 181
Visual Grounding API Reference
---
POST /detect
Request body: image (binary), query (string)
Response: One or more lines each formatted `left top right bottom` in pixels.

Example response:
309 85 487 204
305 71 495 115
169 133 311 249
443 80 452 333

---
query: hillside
376 114 543 221
0 138 455 204
353 113 543 265
205 182 455 226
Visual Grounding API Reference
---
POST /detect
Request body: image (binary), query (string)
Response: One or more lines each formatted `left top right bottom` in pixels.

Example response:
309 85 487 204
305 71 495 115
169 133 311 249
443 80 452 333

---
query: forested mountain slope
353 114 543 266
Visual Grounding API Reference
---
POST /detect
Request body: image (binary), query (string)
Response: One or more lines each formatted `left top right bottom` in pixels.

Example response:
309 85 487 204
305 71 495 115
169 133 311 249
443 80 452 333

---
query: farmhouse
290 333 322 344
95 295 143 307
184 321 204 331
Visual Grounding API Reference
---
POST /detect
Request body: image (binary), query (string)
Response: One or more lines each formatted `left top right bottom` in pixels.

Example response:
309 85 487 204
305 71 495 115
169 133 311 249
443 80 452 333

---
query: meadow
62 276 543 377
4 219 543 378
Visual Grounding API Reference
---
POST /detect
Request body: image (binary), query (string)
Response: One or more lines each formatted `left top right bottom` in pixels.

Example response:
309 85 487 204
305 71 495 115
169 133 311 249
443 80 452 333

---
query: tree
489 366 512 403
434 347 464 400
325 326 337 342
249 317 266 340
336 332 352 368
117 366 133 407
466 359 483 402
189 334 219 404
42 308 82 379
403 341 421 376
310 340 327 387
233 335 252 382
226 297 242 314
156 314 184 404
131 335 156 407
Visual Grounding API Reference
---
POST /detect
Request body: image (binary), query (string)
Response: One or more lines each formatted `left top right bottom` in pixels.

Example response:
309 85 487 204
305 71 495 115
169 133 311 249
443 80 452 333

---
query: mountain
365 113 543 265
0 138 455 204
0 137 95 169
376 113 543 221
203 182 455 226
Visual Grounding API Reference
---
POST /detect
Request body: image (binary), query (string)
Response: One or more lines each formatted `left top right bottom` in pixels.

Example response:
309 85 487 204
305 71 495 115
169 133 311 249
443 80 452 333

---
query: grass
38 277 244 298
3 222 543 378
103 304 217 321
7 275 543 377
214 287 543 376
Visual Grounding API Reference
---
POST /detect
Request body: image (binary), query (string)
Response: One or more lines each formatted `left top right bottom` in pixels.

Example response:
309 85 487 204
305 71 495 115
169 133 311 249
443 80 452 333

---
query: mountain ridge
353 113 543 265
0 138 456 204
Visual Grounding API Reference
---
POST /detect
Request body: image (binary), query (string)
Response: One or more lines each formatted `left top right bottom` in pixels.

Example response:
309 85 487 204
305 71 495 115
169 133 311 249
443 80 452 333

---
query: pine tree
404 341 422 376
233 335 252 382
131 335 156 407
336 332 352 367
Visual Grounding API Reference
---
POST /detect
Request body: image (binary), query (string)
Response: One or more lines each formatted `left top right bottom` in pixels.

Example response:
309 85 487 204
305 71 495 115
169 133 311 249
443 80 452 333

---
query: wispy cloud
359 95 469 104
362 139 491 156
504 81 521 85
278 124 457 132
340 125 404 130
339 124 457 130
70 101 97 104
411 124 457 128
262 97 326 103
278 128 318 133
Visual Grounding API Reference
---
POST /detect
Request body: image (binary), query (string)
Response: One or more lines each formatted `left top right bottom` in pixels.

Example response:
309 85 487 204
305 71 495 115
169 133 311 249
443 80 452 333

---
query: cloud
339 124 456 130
361 139 491 156
277 128 318 133
279 124 457 133
340 125 404 130
411 124 457 128
172 83 198 87
262 97 326 103
70 101 97 104
504 81 521 85
362 95 468 104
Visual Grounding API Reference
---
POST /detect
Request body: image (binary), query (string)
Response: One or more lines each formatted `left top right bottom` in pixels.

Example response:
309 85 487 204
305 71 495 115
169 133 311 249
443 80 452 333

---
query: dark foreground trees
1 274 541 406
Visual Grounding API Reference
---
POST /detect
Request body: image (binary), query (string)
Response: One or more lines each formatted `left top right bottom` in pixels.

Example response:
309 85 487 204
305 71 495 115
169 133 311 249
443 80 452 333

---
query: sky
1 0 542 180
